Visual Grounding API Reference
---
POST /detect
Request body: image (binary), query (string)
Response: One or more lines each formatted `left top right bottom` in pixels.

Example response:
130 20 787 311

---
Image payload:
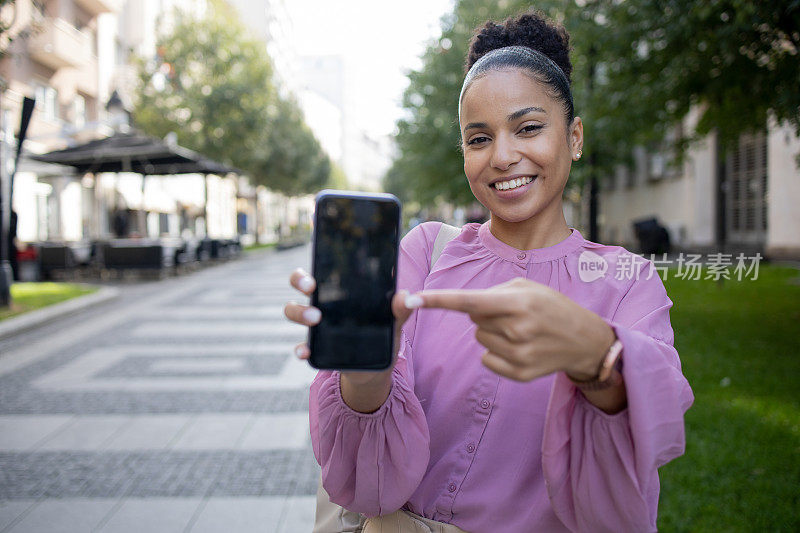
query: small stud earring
575 150 582 161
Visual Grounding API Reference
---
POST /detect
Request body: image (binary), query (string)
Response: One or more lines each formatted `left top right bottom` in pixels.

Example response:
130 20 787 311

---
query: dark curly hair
461 10 574 126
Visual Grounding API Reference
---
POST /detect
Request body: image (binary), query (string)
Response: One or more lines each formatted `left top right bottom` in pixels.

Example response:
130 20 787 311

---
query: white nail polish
295 345 306 357
299 276 314 292
303 308 321 324
405 294 424 309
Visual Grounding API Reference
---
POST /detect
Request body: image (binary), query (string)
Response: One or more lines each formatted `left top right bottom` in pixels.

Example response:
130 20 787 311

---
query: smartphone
308 190 402 370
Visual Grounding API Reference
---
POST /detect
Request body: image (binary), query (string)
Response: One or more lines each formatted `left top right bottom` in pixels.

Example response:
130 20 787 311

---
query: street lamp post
105 90 135 235
0 134 12 307
0 80 12 306
0 95 35 307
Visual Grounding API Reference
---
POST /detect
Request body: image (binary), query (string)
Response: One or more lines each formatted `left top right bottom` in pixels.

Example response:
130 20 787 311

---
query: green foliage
390 0 800 206
592 0 800 156
328 162 349 190
259 94 331 195
133 2 330 195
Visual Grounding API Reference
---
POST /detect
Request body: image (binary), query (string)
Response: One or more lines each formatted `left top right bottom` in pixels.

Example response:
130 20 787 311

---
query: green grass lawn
0 282 98 321
657 264 800 531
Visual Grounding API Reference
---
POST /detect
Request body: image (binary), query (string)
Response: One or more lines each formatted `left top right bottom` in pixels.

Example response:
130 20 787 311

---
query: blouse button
517 252 526 260
480 399 491 410
466 443 476 453
447 483 457 493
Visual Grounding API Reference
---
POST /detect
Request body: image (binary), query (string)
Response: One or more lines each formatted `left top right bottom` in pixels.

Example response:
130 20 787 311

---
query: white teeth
494 176 533 190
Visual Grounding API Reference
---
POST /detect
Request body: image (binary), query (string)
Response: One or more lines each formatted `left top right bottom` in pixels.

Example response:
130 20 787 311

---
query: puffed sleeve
308 222 442 517
542 260 695 532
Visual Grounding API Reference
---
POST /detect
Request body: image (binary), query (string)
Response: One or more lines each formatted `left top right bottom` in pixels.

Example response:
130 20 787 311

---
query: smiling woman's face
459 68 582 225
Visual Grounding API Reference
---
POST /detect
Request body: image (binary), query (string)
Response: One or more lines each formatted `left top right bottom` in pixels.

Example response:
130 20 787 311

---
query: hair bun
466 10 571 81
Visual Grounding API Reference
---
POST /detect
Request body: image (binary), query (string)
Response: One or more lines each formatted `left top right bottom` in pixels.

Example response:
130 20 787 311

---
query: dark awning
30 131 239 176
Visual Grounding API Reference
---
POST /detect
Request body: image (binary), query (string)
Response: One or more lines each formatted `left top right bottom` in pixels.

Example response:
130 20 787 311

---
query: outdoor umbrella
30 130 238 176
30 130 239 236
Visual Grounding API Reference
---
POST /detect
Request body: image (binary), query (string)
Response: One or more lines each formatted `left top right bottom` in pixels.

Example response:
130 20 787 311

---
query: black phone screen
309 192 401 370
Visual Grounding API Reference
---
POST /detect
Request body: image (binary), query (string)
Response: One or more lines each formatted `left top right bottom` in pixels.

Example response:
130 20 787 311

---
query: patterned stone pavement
0 245 320 532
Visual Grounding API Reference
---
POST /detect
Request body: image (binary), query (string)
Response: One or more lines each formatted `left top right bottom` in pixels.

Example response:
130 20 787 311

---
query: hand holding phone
286 269 413 386
306 190 401 370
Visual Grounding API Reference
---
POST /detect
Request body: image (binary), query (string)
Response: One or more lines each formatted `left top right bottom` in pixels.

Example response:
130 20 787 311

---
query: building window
647 124 681 181
630 145 647 187
34 84 59 122
725 131 768 243
2 109 14 144
89 28 98 57
115 39 129 67
73 95 86 128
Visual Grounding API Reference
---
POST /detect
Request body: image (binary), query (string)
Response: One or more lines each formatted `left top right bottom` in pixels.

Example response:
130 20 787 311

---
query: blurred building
223 0 313 242
1 0 122 242
355 130 393 192
1 0 311 247
225 0 298 94
597 109 800 260
299 88 342 162
296 55 344 169
295 54 393 191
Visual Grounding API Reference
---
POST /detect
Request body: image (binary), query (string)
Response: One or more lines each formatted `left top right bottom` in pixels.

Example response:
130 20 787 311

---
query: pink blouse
310 221 694 532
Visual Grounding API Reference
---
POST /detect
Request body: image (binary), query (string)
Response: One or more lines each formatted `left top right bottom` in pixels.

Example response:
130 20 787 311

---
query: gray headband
459 45 574 122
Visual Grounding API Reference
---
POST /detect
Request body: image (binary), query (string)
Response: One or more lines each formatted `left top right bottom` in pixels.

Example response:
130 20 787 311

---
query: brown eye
519 124 544 134
467 136 490 146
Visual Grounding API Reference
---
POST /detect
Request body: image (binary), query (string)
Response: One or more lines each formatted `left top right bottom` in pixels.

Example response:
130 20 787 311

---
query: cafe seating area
16 236 243 281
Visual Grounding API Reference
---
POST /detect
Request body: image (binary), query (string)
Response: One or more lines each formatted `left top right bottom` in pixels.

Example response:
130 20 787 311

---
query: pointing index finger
407 289 510 316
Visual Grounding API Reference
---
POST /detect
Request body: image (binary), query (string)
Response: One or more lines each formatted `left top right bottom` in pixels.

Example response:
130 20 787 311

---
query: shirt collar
478 221 584 264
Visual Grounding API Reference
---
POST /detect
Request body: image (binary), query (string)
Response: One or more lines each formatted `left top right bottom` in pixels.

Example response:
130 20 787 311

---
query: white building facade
295 54 393 192
597 110 800 260
2 0 121 243
2 0 312 247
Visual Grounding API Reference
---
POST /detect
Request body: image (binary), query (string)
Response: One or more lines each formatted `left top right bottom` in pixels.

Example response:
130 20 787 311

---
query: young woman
285 10 693 532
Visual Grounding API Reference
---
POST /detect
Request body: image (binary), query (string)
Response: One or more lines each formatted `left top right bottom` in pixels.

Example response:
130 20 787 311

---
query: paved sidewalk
0 246 319 532
0 286 120 342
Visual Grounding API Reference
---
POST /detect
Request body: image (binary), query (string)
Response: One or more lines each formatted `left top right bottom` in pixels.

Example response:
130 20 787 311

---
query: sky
284 0 454 138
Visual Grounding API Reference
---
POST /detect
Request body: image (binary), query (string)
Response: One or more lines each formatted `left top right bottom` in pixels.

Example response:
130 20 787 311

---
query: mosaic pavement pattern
0 246 319 532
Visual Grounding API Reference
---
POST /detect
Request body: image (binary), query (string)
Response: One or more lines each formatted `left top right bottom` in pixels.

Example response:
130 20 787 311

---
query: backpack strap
430 223 460 270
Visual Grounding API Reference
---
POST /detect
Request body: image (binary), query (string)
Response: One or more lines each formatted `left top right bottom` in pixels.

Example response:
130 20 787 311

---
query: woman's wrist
339 369 393 414
566 318 617 381
565 321 627 414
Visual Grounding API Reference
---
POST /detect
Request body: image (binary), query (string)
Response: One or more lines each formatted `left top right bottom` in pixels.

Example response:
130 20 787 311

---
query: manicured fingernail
299 276 314 292
303 308 321 324
405 294 424 309
295 345 307 358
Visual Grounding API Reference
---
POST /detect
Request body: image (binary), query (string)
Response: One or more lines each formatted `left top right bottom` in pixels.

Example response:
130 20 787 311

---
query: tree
258 94 331 196
389 0 800 206
592 0 800 153
134 1 331 195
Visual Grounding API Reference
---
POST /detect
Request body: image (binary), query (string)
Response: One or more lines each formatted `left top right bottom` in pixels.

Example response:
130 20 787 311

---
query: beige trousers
363 510 468 533
313 475 467 533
